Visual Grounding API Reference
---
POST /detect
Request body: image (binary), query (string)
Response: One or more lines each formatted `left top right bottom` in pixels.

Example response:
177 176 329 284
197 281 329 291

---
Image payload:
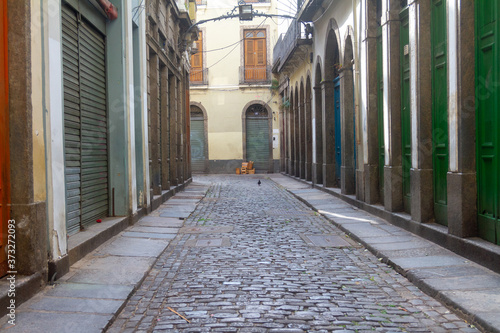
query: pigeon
258 180 261 186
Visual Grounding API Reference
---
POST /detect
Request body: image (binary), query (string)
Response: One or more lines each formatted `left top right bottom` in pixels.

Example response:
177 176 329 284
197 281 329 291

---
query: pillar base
355 169 365 201
384 165 403 212
364 163 380 204
341 166 355 195
410 168 434 223
448 172 477 237
323 163 335 188
312 162 322 185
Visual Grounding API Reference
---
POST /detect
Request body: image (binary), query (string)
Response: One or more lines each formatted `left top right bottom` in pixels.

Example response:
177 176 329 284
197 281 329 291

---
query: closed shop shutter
190 117 206 173
246 117 270 173
62 4 108 235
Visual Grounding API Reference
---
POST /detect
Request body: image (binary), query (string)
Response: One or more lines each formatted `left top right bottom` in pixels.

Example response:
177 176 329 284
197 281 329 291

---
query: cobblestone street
107 175 478 333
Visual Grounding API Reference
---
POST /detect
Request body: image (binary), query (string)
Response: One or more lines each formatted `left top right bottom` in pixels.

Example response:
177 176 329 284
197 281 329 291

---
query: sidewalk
269 174 500 333
0 182 210 333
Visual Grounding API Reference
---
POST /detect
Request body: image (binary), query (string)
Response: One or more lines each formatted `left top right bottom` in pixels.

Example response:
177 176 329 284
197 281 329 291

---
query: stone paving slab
127 225 180 234
45 283 132 299
439 290 500 333
122 231 177 239
422 274 500 291
408 265 493 279
159 210 192 218
28 296 124 314
63 257 156 285
391 255 469 270
95 236 168 257
136 216 184 227
179 226 234 234
1 312 111 332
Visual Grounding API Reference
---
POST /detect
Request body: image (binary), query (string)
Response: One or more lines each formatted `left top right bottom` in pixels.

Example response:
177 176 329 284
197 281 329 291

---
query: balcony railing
273 19 302 66
190 68 208 86
239 65 272 85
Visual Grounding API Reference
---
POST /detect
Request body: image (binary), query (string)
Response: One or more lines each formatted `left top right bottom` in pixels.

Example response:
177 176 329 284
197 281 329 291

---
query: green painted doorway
431 0 448 226
476 0 500 244
400 6 411 214
246 104 270 173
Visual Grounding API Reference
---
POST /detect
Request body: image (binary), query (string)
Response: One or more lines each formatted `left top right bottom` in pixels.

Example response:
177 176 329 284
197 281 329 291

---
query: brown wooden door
244 30 266 81
190 32 203 83
0 0 10 277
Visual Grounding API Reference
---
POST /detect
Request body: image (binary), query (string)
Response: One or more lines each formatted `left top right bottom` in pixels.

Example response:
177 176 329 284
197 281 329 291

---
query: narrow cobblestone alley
106 175 478 333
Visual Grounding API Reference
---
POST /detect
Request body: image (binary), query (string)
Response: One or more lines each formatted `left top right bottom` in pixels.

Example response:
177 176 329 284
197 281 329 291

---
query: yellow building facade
189 0 280 174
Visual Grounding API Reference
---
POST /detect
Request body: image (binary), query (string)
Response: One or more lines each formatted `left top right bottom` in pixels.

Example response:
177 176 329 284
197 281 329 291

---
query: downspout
352 0 362 175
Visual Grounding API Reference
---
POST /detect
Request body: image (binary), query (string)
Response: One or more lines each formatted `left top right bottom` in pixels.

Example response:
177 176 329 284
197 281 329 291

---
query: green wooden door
62 5 108 235
190 116 206 173
400 7 411 213
431 0 448 226
246 115 270 173
476 0 500 244
377 26 384 203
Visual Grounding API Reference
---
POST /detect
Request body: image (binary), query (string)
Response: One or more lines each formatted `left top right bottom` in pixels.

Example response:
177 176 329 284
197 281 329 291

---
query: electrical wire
191 17 268 75
312 0 334 23
132 0 145 22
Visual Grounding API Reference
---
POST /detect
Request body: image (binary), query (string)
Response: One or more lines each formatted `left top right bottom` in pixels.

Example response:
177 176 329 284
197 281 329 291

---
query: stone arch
324 18 342 81
323 20 342 187
305 73 313 181
289 89 295 175
294 83 300 177
313 60 323 185
341 33 356 194
299 78 306 179
190 101 208 120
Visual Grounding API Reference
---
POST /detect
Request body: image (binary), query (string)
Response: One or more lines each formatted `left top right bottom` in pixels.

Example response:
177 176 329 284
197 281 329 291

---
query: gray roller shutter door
62 5 108 235
190 118 206 173
246 118 270 173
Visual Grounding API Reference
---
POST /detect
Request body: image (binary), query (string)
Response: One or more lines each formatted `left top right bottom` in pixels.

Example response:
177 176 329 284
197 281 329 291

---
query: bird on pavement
258 180 261 186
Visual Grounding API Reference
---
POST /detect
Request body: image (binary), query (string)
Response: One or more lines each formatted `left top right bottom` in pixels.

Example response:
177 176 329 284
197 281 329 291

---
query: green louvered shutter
62 5 108 234
79 19 108 229
246 117 270 173
190 117 206 173
62 5 82 235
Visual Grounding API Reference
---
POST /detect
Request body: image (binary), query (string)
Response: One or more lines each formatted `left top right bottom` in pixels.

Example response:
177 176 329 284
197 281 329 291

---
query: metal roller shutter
246 117 270 173
62 5 108 235
190 118 206 173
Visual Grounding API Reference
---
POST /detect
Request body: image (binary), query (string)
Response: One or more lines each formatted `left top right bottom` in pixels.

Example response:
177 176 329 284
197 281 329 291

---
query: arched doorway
245 104 271 173
341 34 355 195
289 90 295 175
305 75 312 181
324 23 341 187
314 62 323 185
190 105 208 173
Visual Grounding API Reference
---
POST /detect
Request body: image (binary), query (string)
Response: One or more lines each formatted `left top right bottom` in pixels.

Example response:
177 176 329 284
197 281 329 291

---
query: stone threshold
0 178 192 318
